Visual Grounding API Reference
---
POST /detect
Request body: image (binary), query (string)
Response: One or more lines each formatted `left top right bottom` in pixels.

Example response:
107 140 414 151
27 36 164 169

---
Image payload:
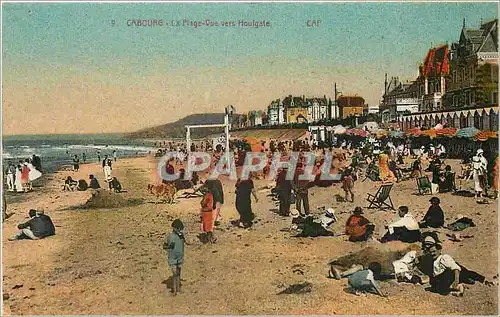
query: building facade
267 99 286 125
397 19 498 131
418 45 449 112
443 19 498 109
306 97 330 122
380 77 421 122
337 96 365 118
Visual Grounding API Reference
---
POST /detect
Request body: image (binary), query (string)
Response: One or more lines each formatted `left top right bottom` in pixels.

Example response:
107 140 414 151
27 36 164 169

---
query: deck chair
366 183 394 210
178 182 205 199
416 176 432 195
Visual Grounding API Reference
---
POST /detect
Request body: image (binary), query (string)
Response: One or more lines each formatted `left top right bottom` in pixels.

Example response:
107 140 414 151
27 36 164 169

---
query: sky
2 2 498 135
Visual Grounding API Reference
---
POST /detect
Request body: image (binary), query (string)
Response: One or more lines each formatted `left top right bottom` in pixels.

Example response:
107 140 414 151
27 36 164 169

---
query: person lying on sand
9 209 55 241
420 232 495 296
394 232 495 296
330 262 386 297
294 209 337 238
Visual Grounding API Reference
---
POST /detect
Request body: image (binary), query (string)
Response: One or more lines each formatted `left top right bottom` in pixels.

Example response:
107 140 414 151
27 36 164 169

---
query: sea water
2 134 156 173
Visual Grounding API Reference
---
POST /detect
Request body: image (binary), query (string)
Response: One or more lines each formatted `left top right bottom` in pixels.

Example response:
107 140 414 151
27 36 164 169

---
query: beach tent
333 125 347 135
361 121 379 133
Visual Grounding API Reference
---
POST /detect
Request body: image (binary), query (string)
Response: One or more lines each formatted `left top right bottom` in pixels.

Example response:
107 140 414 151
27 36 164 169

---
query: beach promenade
2 156 498 315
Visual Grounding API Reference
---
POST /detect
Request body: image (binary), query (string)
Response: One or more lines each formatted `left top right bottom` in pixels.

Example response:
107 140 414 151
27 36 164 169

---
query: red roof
337 96 365 107
422 45 449 77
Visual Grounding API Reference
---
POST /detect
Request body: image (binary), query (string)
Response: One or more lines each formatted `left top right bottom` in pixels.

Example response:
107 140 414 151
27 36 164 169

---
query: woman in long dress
378 153 396 182
21 163 30 192
235 174 259 228
14 164 23 192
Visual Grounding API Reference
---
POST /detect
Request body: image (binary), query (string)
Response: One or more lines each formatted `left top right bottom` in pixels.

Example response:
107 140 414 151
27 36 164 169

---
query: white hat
319 215 335 229
477 149 484 154
290 209 300 219
423 236 437 245
325 208 337 222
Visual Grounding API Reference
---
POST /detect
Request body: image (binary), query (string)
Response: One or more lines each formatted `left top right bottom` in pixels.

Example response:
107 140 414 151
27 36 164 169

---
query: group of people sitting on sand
63 174 122 193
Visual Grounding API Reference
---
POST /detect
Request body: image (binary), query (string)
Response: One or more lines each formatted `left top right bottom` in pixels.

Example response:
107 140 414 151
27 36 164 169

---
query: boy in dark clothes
89 175 101 190
419 197 445 228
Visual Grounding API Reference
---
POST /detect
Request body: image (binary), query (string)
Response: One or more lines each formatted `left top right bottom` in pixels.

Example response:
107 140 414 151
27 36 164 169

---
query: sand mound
82 190 128 209
329 242 420 274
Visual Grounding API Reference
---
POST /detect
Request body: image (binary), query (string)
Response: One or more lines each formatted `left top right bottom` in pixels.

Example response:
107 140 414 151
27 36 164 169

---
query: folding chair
416 176 432 195
178 183 205 199
366 183 395 210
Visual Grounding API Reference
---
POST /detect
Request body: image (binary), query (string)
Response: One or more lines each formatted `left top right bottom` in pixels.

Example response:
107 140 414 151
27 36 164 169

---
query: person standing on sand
73 154 80 172
6 161 15 192
293 163 311 216
15 163 23 192
204 178 224 226
113 149 117 162
82 152 86 164
277 167 292 216
235 174 259 228
200 186 216 243
96 149 101 163
341 167 355 203
164 219 186 296
21 162 30 192
472 149 488 200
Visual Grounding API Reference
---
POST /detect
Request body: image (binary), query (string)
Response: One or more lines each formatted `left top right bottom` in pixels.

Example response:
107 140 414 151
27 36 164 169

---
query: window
493 92 498 104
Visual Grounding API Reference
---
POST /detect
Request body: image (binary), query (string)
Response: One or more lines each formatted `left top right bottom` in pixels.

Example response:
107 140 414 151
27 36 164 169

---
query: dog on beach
147 183 177 203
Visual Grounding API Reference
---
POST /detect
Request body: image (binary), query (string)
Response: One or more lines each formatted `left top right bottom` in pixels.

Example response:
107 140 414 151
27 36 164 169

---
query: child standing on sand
164 219 185 296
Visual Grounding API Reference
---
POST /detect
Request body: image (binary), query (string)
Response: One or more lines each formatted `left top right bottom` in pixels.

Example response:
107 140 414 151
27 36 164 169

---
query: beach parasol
420 128 437 139
346 128 368 137
405 127 422 137
456 127 480 139
473 130 498 142
389 130 404 138
375 128 388 138
435 127 458 137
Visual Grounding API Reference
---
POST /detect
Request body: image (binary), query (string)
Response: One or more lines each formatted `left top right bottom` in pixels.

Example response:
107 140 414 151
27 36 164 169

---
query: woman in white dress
14 164 23 192
103 159 112 189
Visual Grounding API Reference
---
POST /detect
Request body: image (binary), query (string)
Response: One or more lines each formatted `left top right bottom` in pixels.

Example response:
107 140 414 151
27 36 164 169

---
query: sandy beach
2 155 498 315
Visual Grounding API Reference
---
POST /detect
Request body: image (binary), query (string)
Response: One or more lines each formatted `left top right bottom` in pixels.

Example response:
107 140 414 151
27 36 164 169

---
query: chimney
384 73 388 95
